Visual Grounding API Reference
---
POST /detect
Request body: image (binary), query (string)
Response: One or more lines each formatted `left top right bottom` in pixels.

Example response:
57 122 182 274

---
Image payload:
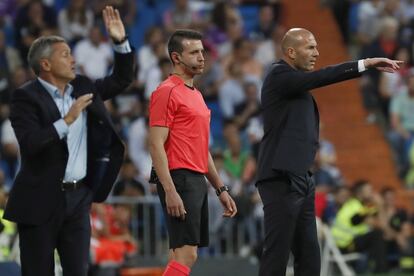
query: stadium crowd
0 0 414 275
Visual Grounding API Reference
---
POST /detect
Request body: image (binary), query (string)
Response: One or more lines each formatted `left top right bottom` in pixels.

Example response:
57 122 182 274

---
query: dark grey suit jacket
4 50 134 225
257 59 361 182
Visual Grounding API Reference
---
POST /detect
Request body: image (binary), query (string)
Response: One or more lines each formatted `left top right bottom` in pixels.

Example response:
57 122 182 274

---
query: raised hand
364 57 404 73
102 6 126 43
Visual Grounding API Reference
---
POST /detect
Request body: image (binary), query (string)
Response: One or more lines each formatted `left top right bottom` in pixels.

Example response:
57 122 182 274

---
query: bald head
281 28 314 54
280 28 319 71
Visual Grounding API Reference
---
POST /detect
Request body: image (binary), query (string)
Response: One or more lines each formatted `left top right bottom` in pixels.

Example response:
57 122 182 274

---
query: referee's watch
216 186 229 196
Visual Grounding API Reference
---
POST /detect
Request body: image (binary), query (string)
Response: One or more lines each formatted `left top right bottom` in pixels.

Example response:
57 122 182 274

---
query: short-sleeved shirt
149 75 211 173
390 91 414 131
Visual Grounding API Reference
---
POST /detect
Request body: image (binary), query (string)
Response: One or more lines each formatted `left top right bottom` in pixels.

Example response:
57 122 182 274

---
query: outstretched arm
363 58 403 73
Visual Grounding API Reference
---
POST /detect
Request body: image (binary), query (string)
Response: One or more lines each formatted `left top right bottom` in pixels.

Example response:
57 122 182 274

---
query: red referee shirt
149 75 211 173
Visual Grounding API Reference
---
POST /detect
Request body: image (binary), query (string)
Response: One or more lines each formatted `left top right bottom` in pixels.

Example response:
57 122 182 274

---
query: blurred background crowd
1 0 414 275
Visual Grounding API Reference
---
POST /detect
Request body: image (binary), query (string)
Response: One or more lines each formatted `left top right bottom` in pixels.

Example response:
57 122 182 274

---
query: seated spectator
378 187 413 269
73 25 113 80
249 5 277 41
378 46 411 117
58 0 94 46
112 159 146 197
0 119 19 192
389 71 414 178
14 0 57 63
0 29 22 105
128 109 153 182
206 2 244 59
163 0 204 34
136 26 165 89
222 38 263 82
254 24 285 70
313 126 343 193
322 186 351 225
232 82 260 131
332 180 388 273
144 56 172 100
357 0 383 46
359 16 400 123
0 184 16 261
219 62 245 120
90 203 137 271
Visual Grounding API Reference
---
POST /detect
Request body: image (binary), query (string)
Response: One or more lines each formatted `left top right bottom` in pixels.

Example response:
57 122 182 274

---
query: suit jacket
4 51 134 225
257 59 361 182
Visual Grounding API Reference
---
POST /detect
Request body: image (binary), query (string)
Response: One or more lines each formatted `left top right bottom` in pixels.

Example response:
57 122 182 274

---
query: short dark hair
351 179 370 195
167 29 203 63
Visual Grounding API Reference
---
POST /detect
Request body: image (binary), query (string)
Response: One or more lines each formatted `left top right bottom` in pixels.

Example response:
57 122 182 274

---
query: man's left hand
364 57 404 73
219 192 237 218
102 6 126 43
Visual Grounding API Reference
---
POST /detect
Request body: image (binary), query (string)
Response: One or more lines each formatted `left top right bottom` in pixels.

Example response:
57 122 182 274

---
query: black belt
61 179 85 191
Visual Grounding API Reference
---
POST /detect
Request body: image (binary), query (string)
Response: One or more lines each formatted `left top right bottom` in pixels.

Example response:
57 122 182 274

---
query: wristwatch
113 35 128 45
216 185 229 196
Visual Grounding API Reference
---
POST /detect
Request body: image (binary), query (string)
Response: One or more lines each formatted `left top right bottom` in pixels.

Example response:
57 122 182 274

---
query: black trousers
17 185 93 276
257 172 320 276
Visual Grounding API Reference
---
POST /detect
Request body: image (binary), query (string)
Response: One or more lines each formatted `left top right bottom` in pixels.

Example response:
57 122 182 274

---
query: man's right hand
64 93 93 125
165 190 187 220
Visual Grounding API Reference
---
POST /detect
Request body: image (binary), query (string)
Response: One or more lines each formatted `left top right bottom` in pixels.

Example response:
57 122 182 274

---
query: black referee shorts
156 169 209 249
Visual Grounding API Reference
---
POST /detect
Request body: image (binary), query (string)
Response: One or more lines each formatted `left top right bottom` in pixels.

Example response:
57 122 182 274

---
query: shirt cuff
54 119 69 139
113 40 131 53
358 59 367 72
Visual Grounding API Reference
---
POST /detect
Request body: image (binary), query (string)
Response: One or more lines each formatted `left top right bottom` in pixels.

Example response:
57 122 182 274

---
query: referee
149 30 237 276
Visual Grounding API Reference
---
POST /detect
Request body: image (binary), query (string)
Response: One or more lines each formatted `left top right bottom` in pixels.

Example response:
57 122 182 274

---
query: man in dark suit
256 28 402 276
3 6 134 276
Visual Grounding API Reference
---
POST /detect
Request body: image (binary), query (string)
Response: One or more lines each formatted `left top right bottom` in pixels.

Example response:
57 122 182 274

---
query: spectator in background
332 180 388 273
58 0 94 46
14 0 57 64
360 16 400 123
378 187 413 269
205 1 233 47
378 46 412 117
313 126 343 193
254 24 285 70
137 26 165 88
389 71 414 178
219 61 245 120
144 57 172 100
249 5 276 41
207 2 244 59
163 0 203 34
74 25 113 80
357 0 384 46
0 118 19 192
232 81 260 131
322 186 351 225
128 103 152 182
112 158 146 197
0 29 22 103
90 203 137 275
194 42 225 148
222 38 263 83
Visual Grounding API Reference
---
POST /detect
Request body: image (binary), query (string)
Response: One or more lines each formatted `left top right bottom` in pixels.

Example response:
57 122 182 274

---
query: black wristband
113 35 128 45
216 185 229 196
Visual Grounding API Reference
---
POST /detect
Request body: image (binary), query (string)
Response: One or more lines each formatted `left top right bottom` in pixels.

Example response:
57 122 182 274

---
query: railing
106 195 265 259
